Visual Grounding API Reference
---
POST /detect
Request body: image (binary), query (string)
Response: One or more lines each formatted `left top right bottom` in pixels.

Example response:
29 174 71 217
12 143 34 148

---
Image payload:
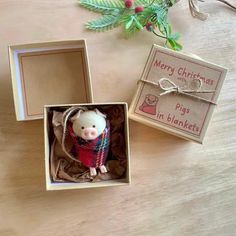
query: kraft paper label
131 45 227 142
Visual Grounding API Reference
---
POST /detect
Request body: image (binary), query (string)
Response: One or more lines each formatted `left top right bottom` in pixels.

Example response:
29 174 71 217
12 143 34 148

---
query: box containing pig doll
129 44 227 143
9 39 131 190
9 40 93 121
44 102 130 190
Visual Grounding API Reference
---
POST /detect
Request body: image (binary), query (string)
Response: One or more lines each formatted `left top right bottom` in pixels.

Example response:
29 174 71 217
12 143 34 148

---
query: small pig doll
69 109 110 177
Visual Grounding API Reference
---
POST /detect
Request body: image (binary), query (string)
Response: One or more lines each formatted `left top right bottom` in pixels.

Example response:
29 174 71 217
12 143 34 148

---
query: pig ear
70 110 83 122
95 108 106 118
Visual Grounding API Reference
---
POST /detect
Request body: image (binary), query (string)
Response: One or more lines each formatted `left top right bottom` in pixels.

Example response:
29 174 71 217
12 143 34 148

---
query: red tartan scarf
68 121 110 168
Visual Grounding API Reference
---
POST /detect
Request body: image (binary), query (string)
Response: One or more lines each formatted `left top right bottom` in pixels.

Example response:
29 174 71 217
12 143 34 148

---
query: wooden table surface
0 0 235 235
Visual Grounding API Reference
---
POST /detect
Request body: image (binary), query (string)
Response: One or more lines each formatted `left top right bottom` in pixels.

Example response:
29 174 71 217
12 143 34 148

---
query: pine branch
86 14 121 31
80 0 124 13
79 0 182 50
135 0 152 6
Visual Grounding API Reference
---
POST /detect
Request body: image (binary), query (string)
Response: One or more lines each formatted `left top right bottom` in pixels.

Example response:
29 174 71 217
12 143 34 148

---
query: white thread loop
139 78 216 105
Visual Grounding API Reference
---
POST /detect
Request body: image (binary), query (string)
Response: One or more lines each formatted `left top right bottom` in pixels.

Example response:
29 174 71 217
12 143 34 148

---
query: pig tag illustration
139 94 159 115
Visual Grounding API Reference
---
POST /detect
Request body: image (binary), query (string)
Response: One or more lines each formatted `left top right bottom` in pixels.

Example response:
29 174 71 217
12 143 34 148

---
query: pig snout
81 127 98 140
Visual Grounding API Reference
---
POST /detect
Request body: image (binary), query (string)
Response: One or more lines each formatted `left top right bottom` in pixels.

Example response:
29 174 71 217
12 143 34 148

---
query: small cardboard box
9 40 93 121
9 40 130 190
44 103 130 190
129 45 227 143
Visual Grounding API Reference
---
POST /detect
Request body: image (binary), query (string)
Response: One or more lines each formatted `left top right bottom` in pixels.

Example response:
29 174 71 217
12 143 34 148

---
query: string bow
139 78 217 104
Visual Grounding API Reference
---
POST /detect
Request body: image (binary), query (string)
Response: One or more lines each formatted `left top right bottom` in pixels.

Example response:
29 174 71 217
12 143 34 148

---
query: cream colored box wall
44 102 131 190
9 40 93 121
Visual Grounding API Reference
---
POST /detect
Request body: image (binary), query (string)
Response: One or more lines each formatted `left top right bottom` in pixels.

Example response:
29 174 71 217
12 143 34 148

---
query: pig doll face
71 109 106 140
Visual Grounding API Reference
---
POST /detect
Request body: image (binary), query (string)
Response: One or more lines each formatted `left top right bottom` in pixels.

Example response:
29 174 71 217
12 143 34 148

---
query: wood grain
0 0 235 235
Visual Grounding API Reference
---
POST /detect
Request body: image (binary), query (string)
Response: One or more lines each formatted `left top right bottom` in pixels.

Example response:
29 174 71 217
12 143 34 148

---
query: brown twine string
138 78 217 104
188 0 236 20
217 0 236 10
61 106 87 163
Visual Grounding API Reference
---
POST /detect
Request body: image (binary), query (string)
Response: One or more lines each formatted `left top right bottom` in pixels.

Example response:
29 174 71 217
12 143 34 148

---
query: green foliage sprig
79 0 182 50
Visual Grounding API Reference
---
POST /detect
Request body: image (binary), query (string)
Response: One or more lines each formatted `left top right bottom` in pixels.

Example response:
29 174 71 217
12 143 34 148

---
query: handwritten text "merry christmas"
153 59 214 86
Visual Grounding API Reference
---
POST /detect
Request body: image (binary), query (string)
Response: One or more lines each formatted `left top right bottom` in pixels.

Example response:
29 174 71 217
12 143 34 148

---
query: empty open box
9 40 93 120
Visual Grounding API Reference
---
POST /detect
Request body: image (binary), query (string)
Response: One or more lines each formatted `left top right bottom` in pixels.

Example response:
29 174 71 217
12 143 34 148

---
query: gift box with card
129 45 227 143
9 40 130 190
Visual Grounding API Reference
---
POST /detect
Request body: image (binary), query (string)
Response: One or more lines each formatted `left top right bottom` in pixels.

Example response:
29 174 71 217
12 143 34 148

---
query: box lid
9 40 93 121
129 45 227 143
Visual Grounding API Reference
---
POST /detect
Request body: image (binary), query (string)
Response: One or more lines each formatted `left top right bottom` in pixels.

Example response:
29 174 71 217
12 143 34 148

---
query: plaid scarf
68 121 110 168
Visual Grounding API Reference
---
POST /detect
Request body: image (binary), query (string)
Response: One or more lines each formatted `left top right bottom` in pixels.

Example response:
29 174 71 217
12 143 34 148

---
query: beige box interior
9 40 93 121
44 102 131 190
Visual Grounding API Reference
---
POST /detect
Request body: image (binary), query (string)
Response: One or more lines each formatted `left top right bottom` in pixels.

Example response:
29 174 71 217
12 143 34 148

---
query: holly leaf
167 38 182 51
169 32 181 41
125 16 134 30
133 17 143 30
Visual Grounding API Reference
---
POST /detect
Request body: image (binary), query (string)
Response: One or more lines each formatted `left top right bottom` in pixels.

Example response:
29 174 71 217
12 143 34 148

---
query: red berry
125 0 133 8
146 22 153 32
135 5 144 13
